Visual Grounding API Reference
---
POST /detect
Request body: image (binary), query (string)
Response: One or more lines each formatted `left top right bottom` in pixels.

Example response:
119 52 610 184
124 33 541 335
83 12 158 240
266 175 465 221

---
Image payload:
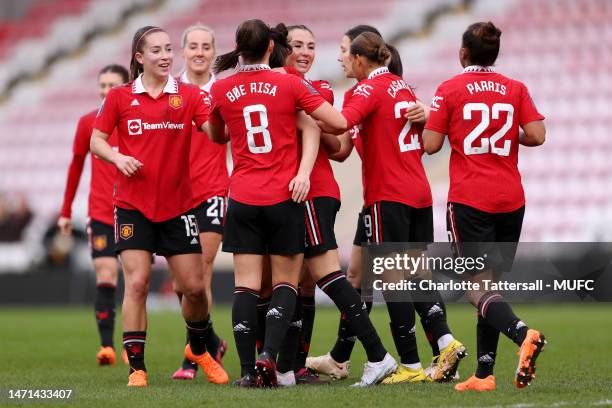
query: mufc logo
92 235 107 251
120 224 133 240
169 95 183 109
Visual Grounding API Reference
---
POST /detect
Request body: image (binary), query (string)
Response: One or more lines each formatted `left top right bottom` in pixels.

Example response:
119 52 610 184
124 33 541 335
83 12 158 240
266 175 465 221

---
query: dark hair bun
478 21 501 44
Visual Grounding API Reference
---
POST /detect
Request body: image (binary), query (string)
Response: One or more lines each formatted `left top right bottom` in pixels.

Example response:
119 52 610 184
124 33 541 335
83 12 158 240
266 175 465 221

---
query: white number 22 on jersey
394 101 421 152
243 104 272 154
463 103 514 156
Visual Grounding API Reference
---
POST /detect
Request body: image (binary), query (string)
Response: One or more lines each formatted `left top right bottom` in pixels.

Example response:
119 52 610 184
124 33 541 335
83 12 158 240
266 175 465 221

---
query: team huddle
58 18 547 391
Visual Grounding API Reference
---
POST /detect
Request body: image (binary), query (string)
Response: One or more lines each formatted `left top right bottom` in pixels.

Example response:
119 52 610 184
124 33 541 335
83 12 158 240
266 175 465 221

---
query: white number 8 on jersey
243 104 272 154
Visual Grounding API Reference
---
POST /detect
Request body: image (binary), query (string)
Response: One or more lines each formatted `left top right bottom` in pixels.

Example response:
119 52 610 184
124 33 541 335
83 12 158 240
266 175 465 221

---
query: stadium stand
0 0 610 271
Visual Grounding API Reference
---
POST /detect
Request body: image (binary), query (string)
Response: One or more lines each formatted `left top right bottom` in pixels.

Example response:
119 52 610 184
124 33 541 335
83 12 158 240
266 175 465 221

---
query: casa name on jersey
466 80 507 95
127 119 184 135
226 82 278 102
387 79 412 98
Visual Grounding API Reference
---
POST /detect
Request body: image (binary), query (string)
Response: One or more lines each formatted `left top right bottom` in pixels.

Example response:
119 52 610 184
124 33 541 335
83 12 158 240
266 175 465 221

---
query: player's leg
307 212 368 379
449 203 503 392
256 257 272 354
254 199 304 387
90 219 120 366
291 267 323 384
93 257 119 365
115 207 156 386
120 249 152 387
161 209 228 385
232 253 264 387
406 205 465 383
490 206 546 388
276 264 310 386
222 198 266 387
366 202 424 383
173 218 225 379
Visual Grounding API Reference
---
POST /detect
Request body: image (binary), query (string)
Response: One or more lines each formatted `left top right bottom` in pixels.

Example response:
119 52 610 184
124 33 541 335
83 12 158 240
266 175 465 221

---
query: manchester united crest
169 95 183 109
93 235 107 251
120 224 134 240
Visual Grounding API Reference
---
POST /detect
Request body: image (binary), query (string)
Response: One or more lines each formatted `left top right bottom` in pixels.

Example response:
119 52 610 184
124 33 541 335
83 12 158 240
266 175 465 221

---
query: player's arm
320 131 341 154
519 120 545 146
310 102 348 134
328 132 354 162
58 153 86 235
90 129 142 177
290 111 320 203
58 116 91 235
206 120 229 144
423 129 445 154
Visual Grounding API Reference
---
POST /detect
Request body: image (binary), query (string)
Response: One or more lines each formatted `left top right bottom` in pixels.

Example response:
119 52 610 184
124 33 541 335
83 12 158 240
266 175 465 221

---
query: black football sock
186 318 212 356
95 284 116 348
330 288 372 363
123 331 146 373
262 283 297 360
414 292 451 354
181 330 197 370
205 322 220 358
294 295 315 371
319 271 386 363
277 295 303 373
478 292 528 346
233 286 259 377
475 314 499 378
385 300 420 365
256 296 271 354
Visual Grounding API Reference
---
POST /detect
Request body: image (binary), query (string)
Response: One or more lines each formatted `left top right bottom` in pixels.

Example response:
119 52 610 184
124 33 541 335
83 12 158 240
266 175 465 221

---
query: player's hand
289 173 310 203
404 101 429 124
57 216 72 236
114 154 143 177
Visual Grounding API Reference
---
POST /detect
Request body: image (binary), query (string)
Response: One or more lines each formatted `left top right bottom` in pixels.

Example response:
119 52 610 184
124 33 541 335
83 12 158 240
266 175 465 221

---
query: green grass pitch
1 304 611 407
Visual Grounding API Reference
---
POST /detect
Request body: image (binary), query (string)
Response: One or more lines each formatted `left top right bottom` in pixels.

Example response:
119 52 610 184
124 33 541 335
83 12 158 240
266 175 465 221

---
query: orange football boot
455 374 496 392
515 329 547 388
184 344 229 384
96 346 116 366
127 370 148 387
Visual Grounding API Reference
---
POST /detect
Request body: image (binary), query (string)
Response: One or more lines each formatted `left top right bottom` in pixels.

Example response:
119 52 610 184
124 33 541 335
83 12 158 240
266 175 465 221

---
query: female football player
308 25 460 384
317 31 466 384
91 25 228 387
172 23 229 381
58 64 129 366
423 21 546 392
208 19 397 388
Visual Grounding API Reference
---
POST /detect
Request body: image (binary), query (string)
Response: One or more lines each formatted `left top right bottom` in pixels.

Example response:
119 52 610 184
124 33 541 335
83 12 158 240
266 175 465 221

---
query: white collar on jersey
179 71 216 93
368 66 390 79
238 64 271 72
463 65 495 73
132 74 179 94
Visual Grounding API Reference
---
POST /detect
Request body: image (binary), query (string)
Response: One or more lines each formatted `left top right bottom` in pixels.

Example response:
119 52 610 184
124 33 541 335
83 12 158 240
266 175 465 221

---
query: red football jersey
94 75 209 222
60 110 117 225
425 66 545 213
209 65 326 205
179 73 229 206
342 67 432 209
283 66 340 201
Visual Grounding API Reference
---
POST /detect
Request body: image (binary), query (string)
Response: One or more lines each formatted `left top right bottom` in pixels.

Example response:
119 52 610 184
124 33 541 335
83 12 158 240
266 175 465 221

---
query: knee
181 279 205 303
346 266 361 289
126 276 149 302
